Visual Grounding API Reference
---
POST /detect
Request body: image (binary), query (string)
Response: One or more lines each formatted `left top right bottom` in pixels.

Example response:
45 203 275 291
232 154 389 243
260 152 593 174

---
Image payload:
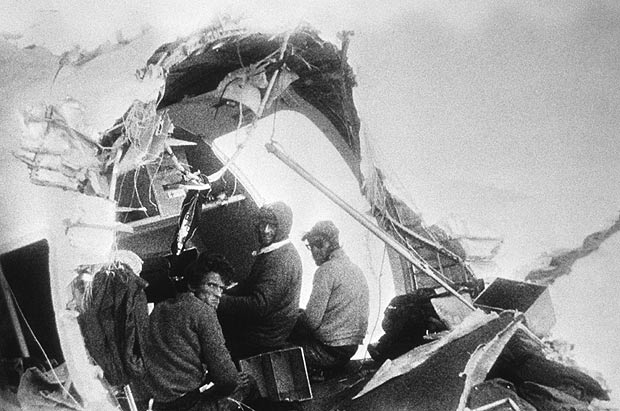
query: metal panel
239 346 313 402
474 278 555 337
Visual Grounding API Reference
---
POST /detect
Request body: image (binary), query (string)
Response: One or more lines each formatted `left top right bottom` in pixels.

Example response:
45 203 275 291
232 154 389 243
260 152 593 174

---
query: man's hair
185 253 234 290
302 220 340 247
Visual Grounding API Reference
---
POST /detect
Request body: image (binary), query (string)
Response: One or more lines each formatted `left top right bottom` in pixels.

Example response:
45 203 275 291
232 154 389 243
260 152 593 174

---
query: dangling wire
363 245 388 363
226 397 256 411
268 98 279 144
145 153 164 211
206 32 291 186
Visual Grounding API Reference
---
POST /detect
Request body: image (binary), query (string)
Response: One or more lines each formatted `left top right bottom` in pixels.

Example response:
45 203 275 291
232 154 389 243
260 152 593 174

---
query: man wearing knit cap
291 220 369 378
218 201 303 360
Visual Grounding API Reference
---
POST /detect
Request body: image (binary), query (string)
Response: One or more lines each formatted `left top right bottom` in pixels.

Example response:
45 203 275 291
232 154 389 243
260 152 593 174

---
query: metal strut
265 142 475 311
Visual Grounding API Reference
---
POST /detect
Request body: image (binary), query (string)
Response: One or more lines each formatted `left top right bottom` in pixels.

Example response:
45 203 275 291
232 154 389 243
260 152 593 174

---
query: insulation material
112 101 174 175
15 101 106 196
63 195 118 266
432 214 503 263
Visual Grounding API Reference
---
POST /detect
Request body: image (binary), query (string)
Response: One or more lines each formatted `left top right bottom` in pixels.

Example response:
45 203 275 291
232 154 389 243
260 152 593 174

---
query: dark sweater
143 293 238 402
218 242 303 354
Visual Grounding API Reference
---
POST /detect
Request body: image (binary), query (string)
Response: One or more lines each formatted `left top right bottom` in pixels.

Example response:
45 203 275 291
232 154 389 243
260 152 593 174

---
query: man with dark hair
143 254 254 411
187 253 234 309
291 220 369 377
218 201 303 360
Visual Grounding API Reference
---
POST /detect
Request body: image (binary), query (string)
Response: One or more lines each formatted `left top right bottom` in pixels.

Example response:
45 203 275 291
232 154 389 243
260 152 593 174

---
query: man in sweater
291 220 369 375
143 254 253 411
218 201 303 360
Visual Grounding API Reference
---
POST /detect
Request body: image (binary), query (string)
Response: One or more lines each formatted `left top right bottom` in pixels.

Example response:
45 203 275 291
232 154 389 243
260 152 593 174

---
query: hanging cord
107 65 167 203
144 150 165 211
206 32 291 185
6 282 84 409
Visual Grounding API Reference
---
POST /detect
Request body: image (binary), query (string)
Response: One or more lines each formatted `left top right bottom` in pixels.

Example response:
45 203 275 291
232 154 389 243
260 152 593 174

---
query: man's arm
300 266 331 331
197 305 238 397
218 254 297 319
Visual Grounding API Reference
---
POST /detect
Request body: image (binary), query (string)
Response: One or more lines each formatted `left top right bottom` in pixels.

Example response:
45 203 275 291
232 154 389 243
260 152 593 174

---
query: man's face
307 239 330 266
256 220 277 247
194 272 226 309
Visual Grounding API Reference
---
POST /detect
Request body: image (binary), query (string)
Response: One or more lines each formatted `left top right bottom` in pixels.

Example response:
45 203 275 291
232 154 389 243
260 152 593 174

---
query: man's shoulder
265 242 302 264
323 250 365 279
324 249 352 268
168 293 214 314
278 241 301 254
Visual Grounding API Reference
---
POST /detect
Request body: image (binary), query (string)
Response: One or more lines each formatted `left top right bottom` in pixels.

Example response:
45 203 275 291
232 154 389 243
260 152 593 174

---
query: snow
551 232 620 404
2 0 620 406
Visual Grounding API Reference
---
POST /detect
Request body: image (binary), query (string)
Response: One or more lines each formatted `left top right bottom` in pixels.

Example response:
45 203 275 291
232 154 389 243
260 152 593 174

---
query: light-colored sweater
301 248 369 346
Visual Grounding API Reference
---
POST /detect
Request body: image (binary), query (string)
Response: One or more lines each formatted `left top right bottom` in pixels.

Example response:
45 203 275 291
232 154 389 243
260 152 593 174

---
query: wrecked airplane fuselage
4 20 612 411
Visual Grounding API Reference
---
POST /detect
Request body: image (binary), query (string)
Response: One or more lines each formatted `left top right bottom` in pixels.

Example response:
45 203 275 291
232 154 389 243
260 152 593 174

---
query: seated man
291 220 369 377
218 201 303 360
143 254 254 411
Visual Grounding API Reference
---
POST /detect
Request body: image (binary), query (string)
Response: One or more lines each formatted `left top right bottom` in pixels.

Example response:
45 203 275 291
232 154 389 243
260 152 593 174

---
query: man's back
305 248 369 346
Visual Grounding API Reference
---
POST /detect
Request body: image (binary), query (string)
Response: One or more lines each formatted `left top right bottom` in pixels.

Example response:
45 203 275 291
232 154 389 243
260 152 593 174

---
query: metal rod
123 385 139 411
265 142 475 310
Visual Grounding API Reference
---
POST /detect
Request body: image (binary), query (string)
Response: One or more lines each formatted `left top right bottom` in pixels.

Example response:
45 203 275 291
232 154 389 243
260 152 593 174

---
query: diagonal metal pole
265 142 475 310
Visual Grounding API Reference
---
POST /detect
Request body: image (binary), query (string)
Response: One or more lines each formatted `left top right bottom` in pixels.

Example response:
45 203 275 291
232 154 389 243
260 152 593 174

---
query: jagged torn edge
455 316 525 411
354 309 499 400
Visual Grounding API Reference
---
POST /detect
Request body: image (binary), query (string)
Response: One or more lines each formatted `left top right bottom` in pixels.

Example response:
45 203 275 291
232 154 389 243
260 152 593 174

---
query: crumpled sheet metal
355 309 499 399
346 311 519 411
455 318 524 410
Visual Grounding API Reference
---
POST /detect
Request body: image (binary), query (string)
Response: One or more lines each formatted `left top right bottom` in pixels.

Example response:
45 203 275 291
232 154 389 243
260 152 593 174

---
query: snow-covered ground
2 0 620 406
551 232 620 405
